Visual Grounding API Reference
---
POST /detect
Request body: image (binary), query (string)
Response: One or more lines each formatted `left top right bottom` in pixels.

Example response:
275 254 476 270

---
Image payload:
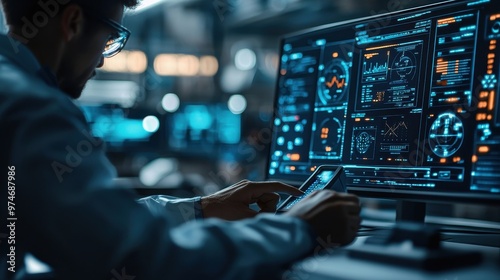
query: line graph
362 51 390 82
384 121 408 137
317 58 350 105
364 62 389 75
325 76 346 89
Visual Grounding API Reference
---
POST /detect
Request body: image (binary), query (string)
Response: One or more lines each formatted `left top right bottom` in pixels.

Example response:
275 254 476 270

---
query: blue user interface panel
280 168 340 211
268 0 500 198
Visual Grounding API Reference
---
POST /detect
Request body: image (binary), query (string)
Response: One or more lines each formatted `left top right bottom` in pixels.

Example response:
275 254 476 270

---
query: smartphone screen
279 169 337 211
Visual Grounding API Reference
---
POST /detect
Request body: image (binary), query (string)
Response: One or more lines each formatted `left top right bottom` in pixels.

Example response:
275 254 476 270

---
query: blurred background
1 0 498 222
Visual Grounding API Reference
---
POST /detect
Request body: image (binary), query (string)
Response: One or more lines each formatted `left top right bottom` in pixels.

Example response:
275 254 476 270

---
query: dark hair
0 0 141 26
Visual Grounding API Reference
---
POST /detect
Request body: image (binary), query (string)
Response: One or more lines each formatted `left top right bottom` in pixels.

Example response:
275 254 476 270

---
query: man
0 0 361 279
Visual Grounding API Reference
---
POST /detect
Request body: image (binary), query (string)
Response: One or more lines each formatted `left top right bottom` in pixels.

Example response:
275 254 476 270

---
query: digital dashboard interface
278 167 343 211
281 170 335 210
268 0 500 199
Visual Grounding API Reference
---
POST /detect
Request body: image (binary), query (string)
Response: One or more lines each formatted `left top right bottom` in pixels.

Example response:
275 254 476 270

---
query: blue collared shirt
0 33 315 280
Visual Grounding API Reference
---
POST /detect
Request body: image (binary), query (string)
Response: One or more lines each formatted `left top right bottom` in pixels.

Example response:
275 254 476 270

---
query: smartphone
276 165 346 213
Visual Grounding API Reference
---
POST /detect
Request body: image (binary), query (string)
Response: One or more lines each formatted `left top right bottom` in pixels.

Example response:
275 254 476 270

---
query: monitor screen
167 103 241 156
267 0 500 203
278 166 344 211
81 105 163 152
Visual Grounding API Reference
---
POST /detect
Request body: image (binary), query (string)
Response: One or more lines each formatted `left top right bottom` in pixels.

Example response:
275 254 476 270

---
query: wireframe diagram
348 115 421 163
351 126 377 160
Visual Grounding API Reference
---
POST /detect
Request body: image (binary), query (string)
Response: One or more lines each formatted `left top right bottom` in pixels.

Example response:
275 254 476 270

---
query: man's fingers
250 181 304 197
301 198 360 216
307 190 360 206
227 208 258 221
333 192 360 204
233 179 249 187
240 208 258 219
343 203 361 215
254 192 280 212
350 216 362 230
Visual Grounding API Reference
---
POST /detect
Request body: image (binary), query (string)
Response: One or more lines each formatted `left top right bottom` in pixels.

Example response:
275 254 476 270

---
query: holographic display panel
268 0 500 198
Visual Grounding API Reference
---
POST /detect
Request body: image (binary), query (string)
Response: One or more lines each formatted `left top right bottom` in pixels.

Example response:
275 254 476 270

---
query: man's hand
201 180 303 220
284 190 361 246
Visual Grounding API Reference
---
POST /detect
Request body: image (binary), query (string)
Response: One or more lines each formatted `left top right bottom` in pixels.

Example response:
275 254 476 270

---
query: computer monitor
80 104 164 153
267 0 500 221
166 103 241 157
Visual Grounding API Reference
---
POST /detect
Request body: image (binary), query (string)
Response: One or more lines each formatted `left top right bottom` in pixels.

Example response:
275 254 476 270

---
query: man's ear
60 4 85 42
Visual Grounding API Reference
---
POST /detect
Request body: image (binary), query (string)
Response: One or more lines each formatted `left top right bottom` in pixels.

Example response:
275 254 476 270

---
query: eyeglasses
99 17 131 58
82 9 131 58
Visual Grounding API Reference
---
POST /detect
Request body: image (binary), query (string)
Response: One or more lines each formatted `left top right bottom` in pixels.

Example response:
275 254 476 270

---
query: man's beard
60 83 85 99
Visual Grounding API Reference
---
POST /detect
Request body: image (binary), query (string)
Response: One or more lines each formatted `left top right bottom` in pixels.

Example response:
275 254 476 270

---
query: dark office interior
1 0 500 279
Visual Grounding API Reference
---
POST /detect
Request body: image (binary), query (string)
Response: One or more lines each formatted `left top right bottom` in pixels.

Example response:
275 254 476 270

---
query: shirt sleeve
137 195 203 224
8 94 315 280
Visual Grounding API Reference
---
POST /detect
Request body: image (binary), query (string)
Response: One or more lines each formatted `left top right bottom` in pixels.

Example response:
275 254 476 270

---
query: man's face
57 4 125 99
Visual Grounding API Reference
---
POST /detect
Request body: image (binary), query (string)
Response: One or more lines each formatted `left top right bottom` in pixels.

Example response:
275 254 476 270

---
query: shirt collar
37 65 59 88
0 33 58 88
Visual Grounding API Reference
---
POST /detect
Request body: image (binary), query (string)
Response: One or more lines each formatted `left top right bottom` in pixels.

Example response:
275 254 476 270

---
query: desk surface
286 236 500 280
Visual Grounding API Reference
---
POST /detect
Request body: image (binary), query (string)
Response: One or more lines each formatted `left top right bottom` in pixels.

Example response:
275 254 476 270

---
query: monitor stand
348 200 483 271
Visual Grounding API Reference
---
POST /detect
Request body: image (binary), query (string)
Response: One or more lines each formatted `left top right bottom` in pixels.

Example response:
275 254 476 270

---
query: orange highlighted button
478 146 490 153
288 154 300 161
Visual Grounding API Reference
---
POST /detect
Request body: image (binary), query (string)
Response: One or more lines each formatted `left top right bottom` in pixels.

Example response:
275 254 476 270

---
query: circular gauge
493 21 500 34
428 113 464 158
313 117 343 154
392 51 417 80
317 59 350 105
